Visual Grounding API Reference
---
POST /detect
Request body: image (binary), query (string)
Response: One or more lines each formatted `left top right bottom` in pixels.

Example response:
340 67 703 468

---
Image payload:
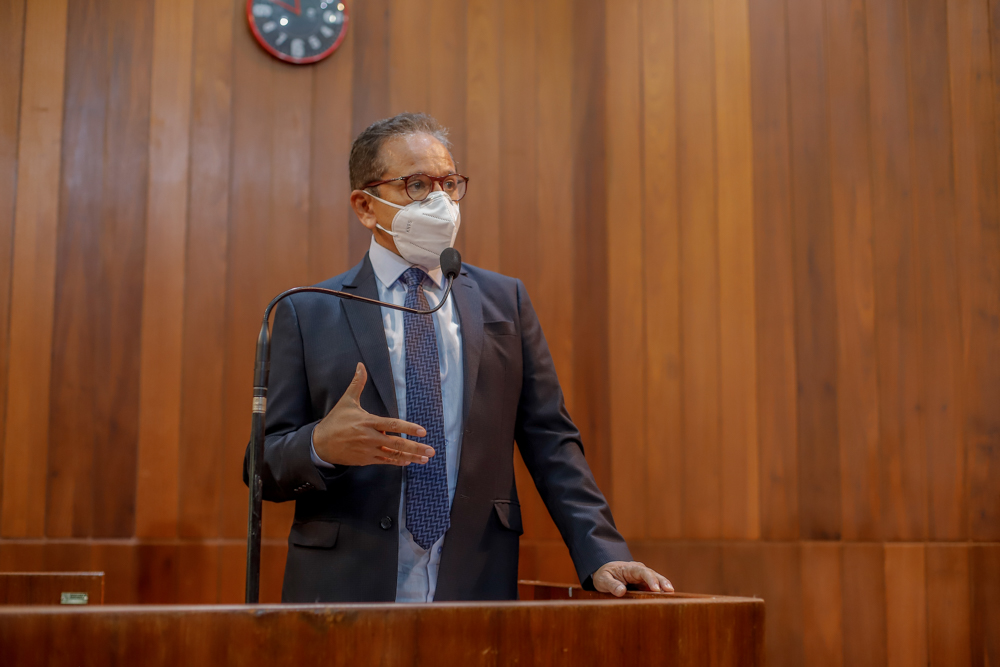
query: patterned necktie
400 268 450 550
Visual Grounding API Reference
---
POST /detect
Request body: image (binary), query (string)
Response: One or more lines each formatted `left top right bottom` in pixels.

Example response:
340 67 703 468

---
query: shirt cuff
310 430 336 469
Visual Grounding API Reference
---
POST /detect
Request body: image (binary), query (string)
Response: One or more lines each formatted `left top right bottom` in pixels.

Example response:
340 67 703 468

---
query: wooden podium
0 581 763 666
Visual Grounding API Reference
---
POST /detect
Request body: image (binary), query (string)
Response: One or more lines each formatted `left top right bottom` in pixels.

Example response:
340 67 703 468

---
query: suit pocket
484 320 516 337
289 520 340 548
493 500 524 535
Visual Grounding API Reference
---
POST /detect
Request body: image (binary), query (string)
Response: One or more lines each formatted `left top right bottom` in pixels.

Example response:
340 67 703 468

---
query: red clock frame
246 0 350 65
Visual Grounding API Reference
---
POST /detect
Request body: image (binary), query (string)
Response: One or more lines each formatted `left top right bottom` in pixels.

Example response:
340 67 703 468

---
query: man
245 112 672 603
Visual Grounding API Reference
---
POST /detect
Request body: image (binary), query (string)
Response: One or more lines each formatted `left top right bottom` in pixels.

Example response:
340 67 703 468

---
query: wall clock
247 0 348 65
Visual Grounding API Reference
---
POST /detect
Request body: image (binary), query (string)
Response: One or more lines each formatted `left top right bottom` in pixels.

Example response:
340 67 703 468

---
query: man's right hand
312 362 435 467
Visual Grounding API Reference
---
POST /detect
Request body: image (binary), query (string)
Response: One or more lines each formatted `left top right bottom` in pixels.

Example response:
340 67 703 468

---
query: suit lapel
342 254 399 419
452 271 483 429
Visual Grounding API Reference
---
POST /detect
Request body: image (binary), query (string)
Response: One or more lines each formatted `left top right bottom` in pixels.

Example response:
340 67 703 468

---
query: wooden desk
0 572 104 605
0 583 763 666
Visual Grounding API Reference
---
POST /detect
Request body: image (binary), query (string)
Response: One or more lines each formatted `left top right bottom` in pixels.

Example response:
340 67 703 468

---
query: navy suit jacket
243 254 631 602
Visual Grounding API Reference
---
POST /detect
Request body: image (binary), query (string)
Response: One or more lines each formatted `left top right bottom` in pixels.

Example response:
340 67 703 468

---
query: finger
380 434 434 458
637 567 662 592
341 363 368 403
374 455 410 466
369 416 427 439
594 570 626 597
378 444 429 465
659 576 674 593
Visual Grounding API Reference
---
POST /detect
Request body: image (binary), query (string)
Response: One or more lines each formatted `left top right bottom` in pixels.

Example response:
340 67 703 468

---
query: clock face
246 0 348 65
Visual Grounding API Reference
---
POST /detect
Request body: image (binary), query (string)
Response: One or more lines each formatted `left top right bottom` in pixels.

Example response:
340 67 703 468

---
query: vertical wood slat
534 0 574 400
308 28 355 284
388 0 430 113
867 0 927 542
348 0 389 261
570 0 611 493
0 0 27 500
92 0 155 538
948 0 1000 543
605 0 646 540
787 0 841 541
462 0 501 271
926 545 971 667
135 0 195 539
825 0 882 542
749 0 800 541
884 544 928 667
641 0 682 540
841 543 888 667
47 0 109 538
906 0 966 542
677 0 721 541
2 0 69 538
428 0 467 172
970 545 1000 665
714 0 759 542
800 543 843 667
177 0 235 540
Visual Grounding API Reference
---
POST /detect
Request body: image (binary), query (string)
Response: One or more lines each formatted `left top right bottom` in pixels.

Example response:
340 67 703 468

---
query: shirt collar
368 236 443 289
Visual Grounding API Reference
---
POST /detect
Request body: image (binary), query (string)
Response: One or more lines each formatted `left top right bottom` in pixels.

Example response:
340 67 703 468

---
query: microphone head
440 247 462 279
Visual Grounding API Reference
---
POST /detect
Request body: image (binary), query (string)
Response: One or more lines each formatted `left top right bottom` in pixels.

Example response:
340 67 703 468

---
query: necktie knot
400 267 428 290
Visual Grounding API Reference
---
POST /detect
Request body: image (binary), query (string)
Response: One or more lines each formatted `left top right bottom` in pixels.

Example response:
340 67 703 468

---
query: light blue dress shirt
311 237 464 602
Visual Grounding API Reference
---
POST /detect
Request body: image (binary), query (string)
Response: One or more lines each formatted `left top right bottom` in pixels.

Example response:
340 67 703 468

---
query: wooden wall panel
0 1 997 665
868 0 927 542
907 0 965 542
135 0 195 540
948 0 1000 543
787 0 841 541
605 0 646 540
1 0 68 538
825 0 882 542
461 0 501 271
46 0 113 539
641 0 682 540
677 0 721 541
0 0 26 507
926 545 971 667
748 0 800 542
884 544 928 667
714 0 759 542
177 0 234 541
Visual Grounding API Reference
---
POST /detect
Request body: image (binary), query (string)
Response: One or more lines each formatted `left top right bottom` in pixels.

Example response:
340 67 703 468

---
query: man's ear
350 190 378 231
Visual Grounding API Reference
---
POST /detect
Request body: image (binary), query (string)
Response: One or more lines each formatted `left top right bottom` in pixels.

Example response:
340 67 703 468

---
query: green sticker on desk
60 592 88 605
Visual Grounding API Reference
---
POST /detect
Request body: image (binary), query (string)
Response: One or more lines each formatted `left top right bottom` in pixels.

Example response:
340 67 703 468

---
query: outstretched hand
593 561 674 597
312 363 435 467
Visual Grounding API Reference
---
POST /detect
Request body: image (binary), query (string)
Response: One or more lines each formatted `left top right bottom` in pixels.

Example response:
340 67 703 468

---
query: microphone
440 247 461 280
244 248 462 603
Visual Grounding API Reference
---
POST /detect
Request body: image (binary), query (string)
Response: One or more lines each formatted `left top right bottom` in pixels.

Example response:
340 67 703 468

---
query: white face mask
367 190 461 270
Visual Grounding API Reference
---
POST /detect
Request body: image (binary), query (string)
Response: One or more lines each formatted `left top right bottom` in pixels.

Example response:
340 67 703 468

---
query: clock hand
271 0 301 16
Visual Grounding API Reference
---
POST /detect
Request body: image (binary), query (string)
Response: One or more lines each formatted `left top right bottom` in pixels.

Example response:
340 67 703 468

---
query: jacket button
380 516 393 530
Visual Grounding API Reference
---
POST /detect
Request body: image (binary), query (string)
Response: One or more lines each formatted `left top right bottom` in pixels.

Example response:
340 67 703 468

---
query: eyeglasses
364 172 469 202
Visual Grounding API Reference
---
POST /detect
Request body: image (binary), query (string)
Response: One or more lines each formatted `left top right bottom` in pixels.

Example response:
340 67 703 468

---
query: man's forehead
381 133 455 175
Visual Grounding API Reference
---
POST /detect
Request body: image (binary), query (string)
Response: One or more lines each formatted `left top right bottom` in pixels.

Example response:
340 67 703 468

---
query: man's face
350 132 457 255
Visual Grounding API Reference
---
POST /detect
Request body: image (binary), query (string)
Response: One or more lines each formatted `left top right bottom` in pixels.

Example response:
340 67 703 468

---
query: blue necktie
400 268 450 550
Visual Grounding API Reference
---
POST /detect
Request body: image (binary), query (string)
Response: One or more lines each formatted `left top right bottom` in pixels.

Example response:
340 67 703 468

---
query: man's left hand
593 561 674 597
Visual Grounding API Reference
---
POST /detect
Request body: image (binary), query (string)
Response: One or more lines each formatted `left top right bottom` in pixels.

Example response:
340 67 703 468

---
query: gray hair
348 112 451 191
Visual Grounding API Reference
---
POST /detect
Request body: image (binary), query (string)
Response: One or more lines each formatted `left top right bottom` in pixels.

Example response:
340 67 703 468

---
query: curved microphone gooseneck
245 248 463 603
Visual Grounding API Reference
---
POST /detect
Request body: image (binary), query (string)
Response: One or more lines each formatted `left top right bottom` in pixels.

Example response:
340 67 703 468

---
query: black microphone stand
245 249 461 603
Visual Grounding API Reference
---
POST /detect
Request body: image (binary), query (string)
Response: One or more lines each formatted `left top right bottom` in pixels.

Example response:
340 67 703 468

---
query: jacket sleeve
242 297 337 502
512 280 633 586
